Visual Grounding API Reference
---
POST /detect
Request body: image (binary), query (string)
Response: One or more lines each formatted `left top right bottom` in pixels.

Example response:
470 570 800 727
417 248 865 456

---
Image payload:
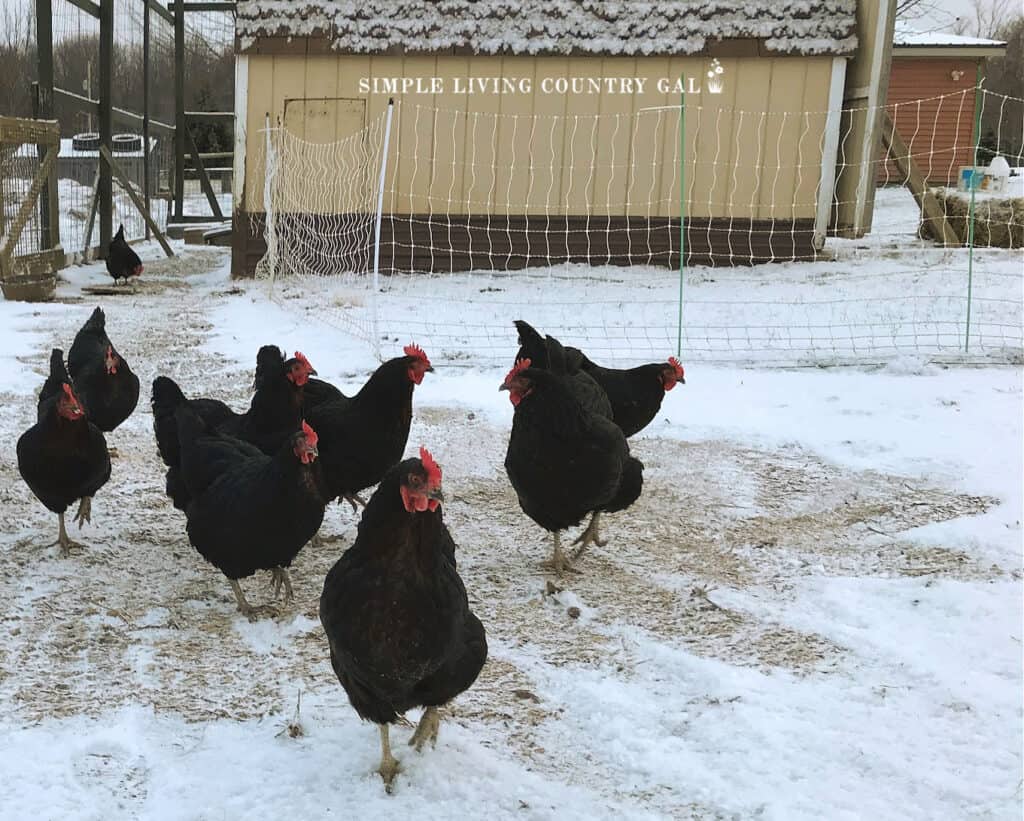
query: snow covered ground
0 242 1021 820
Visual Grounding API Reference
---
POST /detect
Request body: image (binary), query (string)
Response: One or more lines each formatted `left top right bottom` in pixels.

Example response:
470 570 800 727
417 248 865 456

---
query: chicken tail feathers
38 348 70 411
603 455 644 515
514 319 549 369
151 376 187 418
82 306 106 334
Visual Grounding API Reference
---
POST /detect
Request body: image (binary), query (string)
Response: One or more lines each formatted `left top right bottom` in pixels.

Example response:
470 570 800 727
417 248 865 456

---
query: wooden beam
0 146 57 269
65 0 101 17
147 0 174 25
100 145 175 258
168 1 236 11
171 215 230 223
174 1 185 221
143 0 152 240
99 0 113 253
34 1 55 249
83 167 101 256
0 114 59 144
184 111 234 121
186 128 224 219
52 87 176 135
879 112 960 247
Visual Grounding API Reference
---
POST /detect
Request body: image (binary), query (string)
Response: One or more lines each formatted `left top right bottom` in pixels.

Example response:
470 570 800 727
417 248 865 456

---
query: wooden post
186 125 225 219
98 0 113 254
34 0 55 249
143 0 152 240
100 145 174 257
879 112 960 247
174 0 186 222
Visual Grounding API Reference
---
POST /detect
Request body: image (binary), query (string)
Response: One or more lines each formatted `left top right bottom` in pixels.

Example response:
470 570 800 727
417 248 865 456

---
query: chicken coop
232 0 898 277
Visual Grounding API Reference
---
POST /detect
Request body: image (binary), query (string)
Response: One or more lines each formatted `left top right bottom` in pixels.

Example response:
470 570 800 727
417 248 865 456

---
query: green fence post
677 77 686 359
965 81 983 353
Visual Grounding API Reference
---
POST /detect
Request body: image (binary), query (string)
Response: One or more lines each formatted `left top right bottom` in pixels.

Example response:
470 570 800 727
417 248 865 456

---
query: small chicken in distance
105 224 143 285
319 448 487 791
17 349 111 555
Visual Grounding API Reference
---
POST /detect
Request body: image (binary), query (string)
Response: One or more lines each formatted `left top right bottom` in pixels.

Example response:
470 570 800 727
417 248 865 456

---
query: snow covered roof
236 1 859 57
893 22 1006 53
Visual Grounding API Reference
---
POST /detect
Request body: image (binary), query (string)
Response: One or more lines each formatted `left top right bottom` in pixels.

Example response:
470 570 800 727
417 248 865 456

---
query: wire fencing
256 87 1022 368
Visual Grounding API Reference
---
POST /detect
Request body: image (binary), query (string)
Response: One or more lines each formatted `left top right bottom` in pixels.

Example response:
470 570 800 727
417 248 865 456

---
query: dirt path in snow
0 250 1004 818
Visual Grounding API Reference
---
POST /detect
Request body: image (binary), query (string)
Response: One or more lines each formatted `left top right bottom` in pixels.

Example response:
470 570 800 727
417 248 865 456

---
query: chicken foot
269 567 294 603
541 532 578 576
571 511 606 558
73 496 93 528
377 724 401 792
341 493 368 512
49 512 85 557
229 579 278 621
408 706 440 751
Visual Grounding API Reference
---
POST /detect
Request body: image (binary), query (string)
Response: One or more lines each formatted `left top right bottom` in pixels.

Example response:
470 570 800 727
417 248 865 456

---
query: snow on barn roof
236 0 858 56
893 21 1006 50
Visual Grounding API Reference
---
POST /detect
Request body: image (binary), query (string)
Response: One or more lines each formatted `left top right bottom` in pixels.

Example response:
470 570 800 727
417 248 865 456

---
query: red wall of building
880 57 980 186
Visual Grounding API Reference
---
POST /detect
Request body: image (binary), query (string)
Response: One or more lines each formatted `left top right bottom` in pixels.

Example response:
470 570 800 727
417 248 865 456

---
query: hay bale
919 189 1024 248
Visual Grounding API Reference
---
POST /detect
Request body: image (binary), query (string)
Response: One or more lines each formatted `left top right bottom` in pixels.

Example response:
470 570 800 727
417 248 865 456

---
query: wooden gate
0 115 62 301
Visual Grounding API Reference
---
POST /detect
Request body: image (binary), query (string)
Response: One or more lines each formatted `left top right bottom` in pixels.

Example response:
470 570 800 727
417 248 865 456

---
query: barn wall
241 53 836 220
880 57 980 186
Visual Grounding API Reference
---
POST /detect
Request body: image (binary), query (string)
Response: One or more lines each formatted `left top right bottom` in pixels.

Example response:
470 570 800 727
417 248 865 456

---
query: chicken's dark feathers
319 459 486 726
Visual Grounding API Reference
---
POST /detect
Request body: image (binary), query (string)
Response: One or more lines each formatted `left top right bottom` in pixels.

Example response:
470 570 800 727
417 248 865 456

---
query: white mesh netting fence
255 88 1022 368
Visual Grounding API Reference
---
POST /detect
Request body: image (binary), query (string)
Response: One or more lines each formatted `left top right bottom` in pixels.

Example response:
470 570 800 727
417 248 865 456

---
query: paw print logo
706 59 725 94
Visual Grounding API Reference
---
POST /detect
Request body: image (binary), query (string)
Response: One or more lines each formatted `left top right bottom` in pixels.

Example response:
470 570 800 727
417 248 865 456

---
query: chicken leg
269 567 294 602
377 723 401 791
572 511 606 557
73 496 93 528
341 493 367 512
408 706 440 751
49 512 84 557
229 579 278 621
541 532 577 576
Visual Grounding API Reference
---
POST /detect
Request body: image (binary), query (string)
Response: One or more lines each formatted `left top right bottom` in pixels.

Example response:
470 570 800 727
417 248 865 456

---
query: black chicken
152 346 316 510
17 349 111 554
67 307 140 433
319 449 487 790
502 357 643 574
513 320 612 420
574 351 685 438
106 224 143 285
306 344 433 510
514 320 684 437
175 407 325 618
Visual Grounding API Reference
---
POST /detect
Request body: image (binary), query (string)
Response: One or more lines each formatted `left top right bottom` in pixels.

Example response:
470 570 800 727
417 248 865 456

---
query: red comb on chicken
500 358 532 406
286 351 317 386
663 357 686 391
403 343 434 385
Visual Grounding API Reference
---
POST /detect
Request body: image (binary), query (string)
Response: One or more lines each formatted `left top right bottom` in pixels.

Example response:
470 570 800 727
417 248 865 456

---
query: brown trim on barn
232 211 820 277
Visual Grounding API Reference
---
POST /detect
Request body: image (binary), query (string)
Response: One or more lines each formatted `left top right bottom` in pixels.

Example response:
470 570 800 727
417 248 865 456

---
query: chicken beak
308 367 318 377
499 382 510 392
427 487 444 502
426 365 435 373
